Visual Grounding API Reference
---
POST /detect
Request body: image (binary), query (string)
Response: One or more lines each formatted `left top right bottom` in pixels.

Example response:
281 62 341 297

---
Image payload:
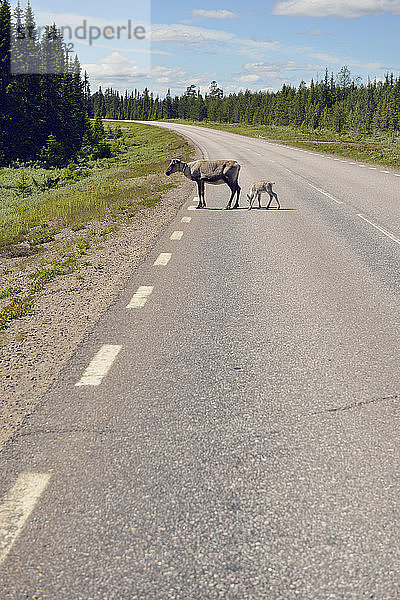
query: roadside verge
0 146 200 451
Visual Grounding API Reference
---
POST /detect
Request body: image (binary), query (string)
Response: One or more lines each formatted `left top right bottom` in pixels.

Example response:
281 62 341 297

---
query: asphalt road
1 122 400 599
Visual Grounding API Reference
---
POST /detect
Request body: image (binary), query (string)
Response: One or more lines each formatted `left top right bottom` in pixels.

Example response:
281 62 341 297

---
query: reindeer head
165 159 182 176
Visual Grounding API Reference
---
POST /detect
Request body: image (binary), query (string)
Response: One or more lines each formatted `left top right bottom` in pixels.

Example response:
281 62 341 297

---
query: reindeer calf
247 181 280 210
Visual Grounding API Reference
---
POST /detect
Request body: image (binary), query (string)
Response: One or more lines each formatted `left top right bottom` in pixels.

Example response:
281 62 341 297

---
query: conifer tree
0 0 91 165
93 114 105 141
0 0 12 163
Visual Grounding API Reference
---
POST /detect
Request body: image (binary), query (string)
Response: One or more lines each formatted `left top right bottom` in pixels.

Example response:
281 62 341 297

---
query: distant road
1 121 399 599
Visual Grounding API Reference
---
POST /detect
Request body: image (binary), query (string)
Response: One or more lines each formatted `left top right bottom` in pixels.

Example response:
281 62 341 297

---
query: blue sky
25 0 400 94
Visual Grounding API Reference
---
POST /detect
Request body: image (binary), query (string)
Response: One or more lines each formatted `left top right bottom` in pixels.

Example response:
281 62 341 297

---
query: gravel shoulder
0 159 199 451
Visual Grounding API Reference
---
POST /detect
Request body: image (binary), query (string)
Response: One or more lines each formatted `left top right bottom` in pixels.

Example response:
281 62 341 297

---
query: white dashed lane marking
0 473 52 564
181 217 191 223
357 214 400 247
170 231 183 240
154 253 172 266
306 182 343 204
259 141 400 244
258 137 400 179
187 206 197 211
126 286 154 309
75 344 122 387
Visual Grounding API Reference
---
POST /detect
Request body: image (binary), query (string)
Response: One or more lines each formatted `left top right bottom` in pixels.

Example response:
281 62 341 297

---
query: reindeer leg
225 188 234 209
222 178 230 209
201 181 206 208
258 192 261 209
266 194 273 210
224 179 234 209
196 180 202 209
274 192 280 209
232 183 240 209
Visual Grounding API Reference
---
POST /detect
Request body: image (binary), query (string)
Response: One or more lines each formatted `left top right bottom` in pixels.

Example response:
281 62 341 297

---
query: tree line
0 0 91 166
90 70 400 135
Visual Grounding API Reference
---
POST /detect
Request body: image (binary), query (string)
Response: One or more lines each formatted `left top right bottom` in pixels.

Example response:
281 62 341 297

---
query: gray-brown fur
166 159 241 209
247 181 280 210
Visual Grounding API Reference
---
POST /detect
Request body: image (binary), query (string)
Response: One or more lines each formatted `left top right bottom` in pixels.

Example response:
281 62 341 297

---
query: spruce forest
89 72 400 136
0 0 90 166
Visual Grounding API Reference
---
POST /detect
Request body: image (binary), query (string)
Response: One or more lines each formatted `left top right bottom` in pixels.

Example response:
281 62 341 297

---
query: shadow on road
202 207 296 211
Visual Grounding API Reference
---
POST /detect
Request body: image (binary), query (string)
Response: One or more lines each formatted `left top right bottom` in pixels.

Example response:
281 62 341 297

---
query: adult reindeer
166 159 241 209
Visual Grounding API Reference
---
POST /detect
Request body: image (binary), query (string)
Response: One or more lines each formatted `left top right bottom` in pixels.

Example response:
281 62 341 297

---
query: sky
23 0 400 95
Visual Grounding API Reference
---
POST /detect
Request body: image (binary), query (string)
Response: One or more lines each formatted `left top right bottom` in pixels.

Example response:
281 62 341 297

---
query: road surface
1 122 400 599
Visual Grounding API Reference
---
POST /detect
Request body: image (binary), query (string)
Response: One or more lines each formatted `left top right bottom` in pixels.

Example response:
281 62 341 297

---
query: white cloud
230 59 338 90
150 23 283 60
238 39 281 51
191 9 239 19
233 38 282 60
298 28 327 35
150 65 188 84
232 74 261 82
272 0 400 18
150 24 234 46
81 52 145 81
150 65 217 86
309 52 383 70
243 60 326 73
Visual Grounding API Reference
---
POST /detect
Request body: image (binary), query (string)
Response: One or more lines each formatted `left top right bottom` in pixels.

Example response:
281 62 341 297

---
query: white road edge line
306 182 344 204
357 214 400 246
126 286 154 309
181 217 191 223
170 231 183 240
0 473 52 564
75 344 122 387
154 253 172 266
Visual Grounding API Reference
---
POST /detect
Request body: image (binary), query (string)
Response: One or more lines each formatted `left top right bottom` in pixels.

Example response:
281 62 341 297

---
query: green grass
0 243 87 330
0 286 22 299
0 122 194 251
0 121 194 330
0 295 35 330
166 119 400 170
